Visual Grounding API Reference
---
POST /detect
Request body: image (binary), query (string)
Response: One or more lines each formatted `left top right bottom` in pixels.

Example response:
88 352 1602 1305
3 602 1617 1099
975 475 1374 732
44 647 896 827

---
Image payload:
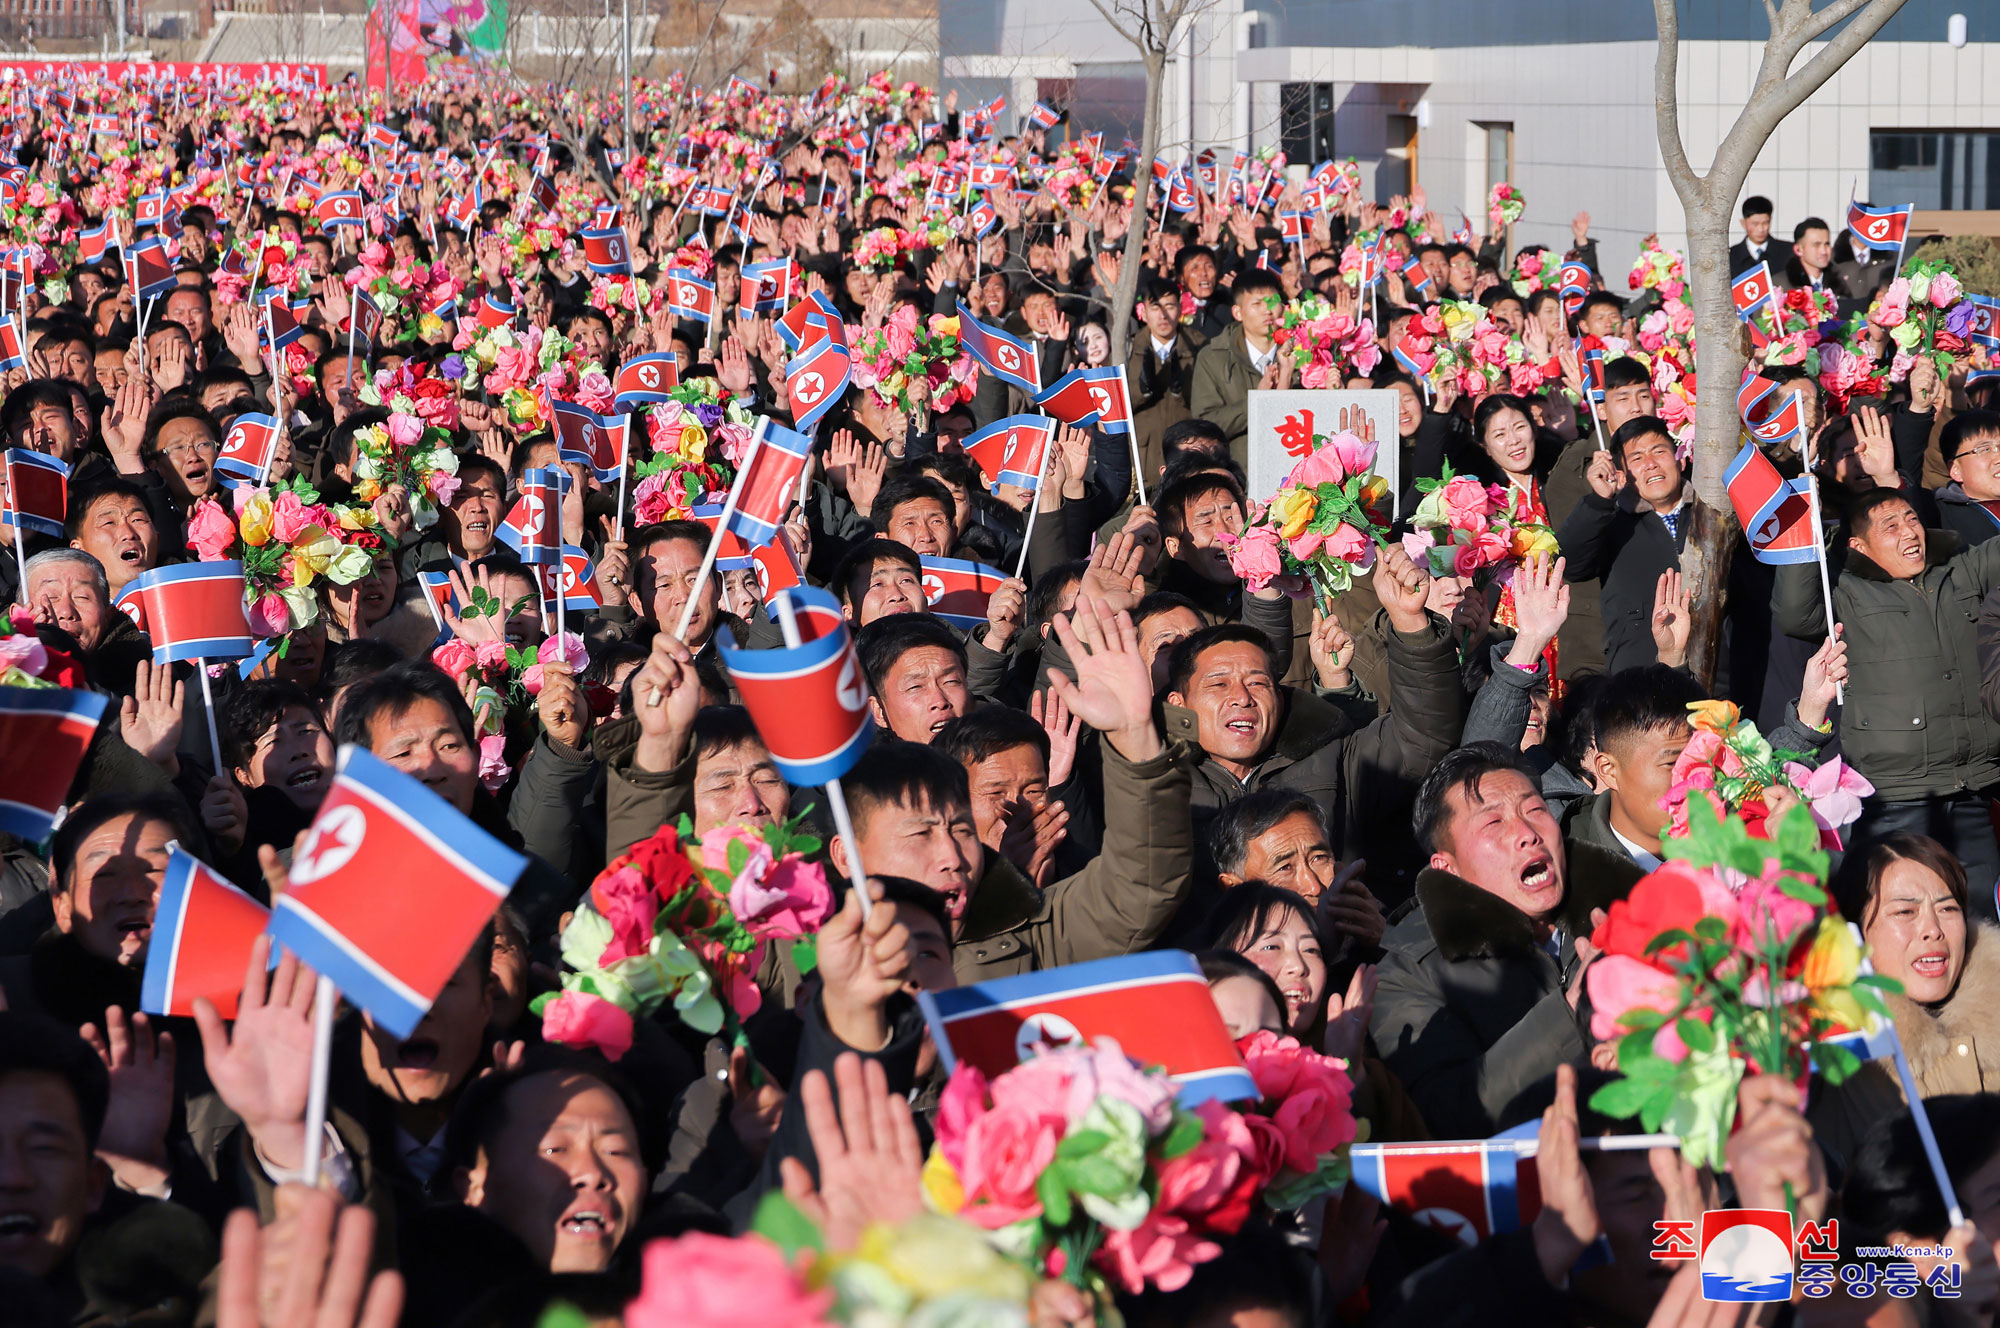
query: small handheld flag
0 686 108 841
1846 200 1912 254
956 301 1043 395
579 227 633 276
1732 262 1775 323
497 467 567 565
314 190 365 231
2 448 69 537
918 556 1009 628
551 402 631 484
1738 367 1805 445
1558 260 1593 319
1724 442 1818 566
725 420 815 546
540 546 605 615
266 745 525 1038
142 845 271 1020
963 415 1055 493
713 585 874 786
1348 1139 1544 1245
613 352 679 409
666 268 716 323
918 951 1257 1106
217 413 281 484
1036 367 1127 433
123 235 176 299
786 336 851 436
117 563 254 665
474 292 516 330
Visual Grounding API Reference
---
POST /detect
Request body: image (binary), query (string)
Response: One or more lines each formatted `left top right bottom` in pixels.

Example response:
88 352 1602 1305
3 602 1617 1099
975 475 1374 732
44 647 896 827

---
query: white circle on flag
1015 1011 1084 1059
794 371 825 405
520 494 546 537
921 573 945 603
753 559 771 595
1867 218 1888 240
1090 386 1111 415
996 344 1020 371
679 283 699 305
834 654 868 713
116 599 142 627
293 804 366 884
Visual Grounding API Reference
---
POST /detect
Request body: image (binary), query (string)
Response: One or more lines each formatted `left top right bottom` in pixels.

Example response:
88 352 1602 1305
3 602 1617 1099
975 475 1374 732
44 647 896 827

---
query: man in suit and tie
1780 217 1857 299
1728 195 1790 276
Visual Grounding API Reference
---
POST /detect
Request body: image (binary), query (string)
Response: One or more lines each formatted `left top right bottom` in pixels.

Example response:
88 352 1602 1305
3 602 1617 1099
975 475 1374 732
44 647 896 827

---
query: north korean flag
963 414 1054 493
968 161 1014 191
694 185 735 217
0 314 23 373
1348 1139 1543 1245
666 268 716 324
430 294 460 325
117 562 254 664
1738 366 1805 445
123 235 176 298
417 570 461 635
917 555 1008 628
1968 294 2000 352
315 190 364 231
497 466 567 566
217 412 280 484
475 291 516 330
786 335 851 436
1846 199 1912 253
956 301 1043 395
726 419 814 546
539 545 605 615
1559 259 1593 319
750 528 804 602
917 951 1257 1106
350 287 384 346
1731 261 1775 323
233 157 259 193
365 121 401 153
0 686 107 841
552 401 631 483
447 185 481 231
1036 367 1127 434
1165 170 1197 214
714 586 873 786
968 197 1000 240
776 289 842 354
266 745 524 1039
1279 210 1308 245
257 287 306 350
579 227 632 276
141 845 270 1020
1402 251 1435 300
613 352 679 410
1026 101 1061 132
77 220 112 263
1583 347 1607 404
1725 442 1818 566
133 190 166 228
594 201 622 230
739 258 797 315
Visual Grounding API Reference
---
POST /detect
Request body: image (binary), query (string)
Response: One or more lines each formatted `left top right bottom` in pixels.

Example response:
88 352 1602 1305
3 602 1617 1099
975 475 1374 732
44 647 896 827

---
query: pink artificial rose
1237 1031 1356 1171
1586 954 1686 1051
1350 340 1382 377
269 491 313 544
1929 271 1962 309
186 499 238 560
1096 1212 1222 1295
1237 1109 1289 1183
576 370 614 413
1670 302 1696 335
478 732 510 791
1288 530 1326 562
1318 522 1376 571
475 640 510 670
540 631 588 673
956 1103 1059 1228
1874 278 1910 329
1286 444 1349 490
933 1062 991 1172
520 663 547 695
1153 1101 1264 1235
1069 1040 1179 1136
1223 525 1283 591
247 593 291 637
428 471 460 506
632 473 671 525
1733 867 1818 950
714 422 753 467
625 1232 831 1328
386 412 425 451
541 990 636 1061
594 865 661 965
1440 475 1490 526
432 638 477 679
0 632 47 677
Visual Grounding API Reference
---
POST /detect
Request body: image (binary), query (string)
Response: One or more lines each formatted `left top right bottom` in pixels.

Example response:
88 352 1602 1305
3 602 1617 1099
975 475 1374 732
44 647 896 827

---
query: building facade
939 0 2000 277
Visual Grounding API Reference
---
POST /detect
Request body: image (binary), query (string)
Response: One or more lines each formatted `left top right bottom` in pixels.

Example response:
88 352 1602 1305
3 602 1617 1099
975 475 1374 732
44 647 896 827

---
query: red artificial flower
1590 862 1709 960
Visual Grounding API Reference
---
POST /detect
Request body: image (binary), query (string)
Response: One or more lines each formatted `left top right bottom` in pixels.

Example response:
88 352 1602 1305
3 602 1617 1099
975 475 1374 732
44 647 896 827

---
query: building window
1871 130 2000 210
1481 121 1513 197
1279 82 1334 167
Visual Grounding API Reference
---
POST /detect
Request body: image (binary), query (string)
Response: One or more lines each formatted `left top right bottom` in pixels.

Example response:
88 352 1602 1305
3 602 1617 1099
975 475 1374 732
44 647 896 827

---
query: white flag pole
673 417 767 640
1117 364 1146 508
300 974 337 1187
1802 431 1843 705
1014 423 1057 581
769 589 871 922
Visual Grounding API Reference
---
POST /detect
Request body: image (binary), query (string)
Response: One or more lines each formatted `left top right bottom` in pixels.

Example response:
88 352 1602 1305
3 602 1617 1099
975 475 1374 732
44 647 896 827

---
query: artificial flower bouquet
1402 464 1559 585
1584 799 1899 1169
631 375 754 519
1218 431 1391 607
184 479 378 636
1508 247 1555 298
0 605 84 688
345 407 459 528
1627 237 1689 300
850 305 978 423
1234 1030 1361 1211
921 1039 1278 1295
1753 287 1840 374
1867 259 1976 382
537 817 834 1061
1661 700 1872 849
1487 181 1524 232
1272 294 1380 388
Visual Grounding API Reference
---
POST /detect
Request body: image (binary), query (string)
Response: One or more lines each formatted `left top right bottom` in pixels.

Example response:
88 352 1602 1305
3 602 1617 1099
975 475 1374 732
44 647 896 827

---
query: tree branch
1083 0 1142 46
1771 0 1910 124
1797 0 1877 46
1652 0 1700 207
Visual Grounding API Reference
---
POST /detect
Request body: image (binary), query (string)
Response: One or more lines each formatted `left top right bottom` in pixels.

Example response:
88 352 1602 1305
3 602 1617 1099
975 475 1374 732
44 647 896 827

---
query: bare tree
1654 0 1908 678
1083 0 1214 363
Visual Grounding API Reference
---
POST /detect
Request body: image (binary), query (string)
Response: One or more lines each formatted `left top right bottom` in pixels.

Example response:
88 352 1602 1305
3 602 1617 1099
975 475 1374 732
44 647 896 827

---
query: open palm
195 937 319 1166
1047 598 1160 760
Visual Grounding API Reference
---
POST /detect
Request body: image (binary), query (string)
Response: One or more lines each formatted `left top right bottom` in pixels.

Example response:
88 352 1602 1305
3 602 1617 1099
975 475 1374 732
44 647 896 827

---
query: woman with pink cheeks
1810 834 2000 1162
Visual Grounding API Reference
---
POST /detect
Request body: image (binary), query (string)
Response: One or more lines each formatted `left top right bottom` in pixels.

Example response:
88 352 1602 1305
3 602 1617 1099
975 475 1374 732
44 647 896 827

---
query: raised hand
1584 448 1623 500
848 442 888 517
1531 1064 1602 1286
1076 530 1146 616
716 336 754 394
1799 624 1848 730
535 660 590 750
1321 961 1378 1066
1506 553 1570 664
1031 687 1081 788
814 879 912 1053
630 629 701 773
778 1053 926 1254
983 575 1026 653
1371 544 1433 635
202 775 249 856
1649 568 1692 669
998 798 1069 889
79 1007 176 1194
443 564 513 646
195 933 320 1173
1309 609 1355 690
120 658 185 775
1046 598 1162 762
216 1187 403 1328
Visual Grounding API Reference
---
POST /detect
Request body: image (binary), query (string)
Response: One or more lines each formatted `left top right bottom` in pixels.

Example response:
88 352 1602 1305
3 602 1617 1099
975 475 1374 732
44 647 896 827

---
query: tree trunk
1682 200 1747 685
1107 49 1165 367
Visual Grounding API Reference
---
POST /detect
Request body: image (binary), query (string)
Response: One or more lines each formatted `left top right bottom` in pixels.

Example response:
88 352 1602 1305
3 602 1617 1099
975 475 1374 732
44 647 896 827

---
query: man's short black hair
1610 414 1675 465
1133 590 1204 633
1579 290 1624 322
870 473 957 531
141 395 220 458
690 705 769 763
1160 417 1228 468
1601 356 1652 393
50 791 196 894
0 1013 111 1151
1591 665 1706 755
874 875 953 946
1207 787 1324 878
1941 409 2000 467
443 1044 661 1177
1793 216 1830 242
855 612 966 698
832 538 923 612
934 705 1051 770
840 739 972 838
1166 622 1274 699
1741 195 1773 219
332 660 476 753
1843 484 1919 541
1230 268 1283 306
63 477 152 541
1157 470 1244 543
1025 560 1084 638
910 451 984 500
1173 243 1216 278
0 377 77 446
317 638 405 706
1412 741 1542 855
220 679 324 773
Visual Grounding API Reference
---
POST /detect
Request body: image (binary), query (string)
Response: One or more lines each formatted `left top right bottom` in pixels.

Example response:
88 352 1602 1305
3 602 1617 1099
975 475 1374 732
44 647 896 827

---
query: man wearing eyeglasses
1936 410 2000 549
144 398 226 512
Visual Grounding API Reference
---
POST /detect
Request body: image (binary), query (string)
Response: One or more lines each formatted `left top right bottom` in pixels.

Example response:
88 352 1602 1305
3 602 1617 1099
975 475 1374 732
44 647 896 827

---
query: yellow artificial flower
324 545 375 585
851 1213 1033 1302
1686 699 1741 735
678 423 708 461
1802 915 1861 992
1271 487 1318 539
237 494 274 547
935 316 960 338
1360 474 1390 508
920 1148 965 1215
354 478 382 503
1440 302 1480 343
286 527 341 586
1509 525 1560 559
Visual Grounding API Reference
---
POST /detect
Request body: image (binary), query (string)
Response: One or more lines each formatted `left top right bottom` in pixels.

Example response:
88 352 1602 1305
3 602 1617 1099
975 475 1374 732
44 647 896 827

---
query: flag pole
613 423 631 543
673 417 767 640
1014 423 1057 580
194 660 226 775
301 973 337 1187
1118 364 1146 507
769 589 871 922
1802 432 1844 705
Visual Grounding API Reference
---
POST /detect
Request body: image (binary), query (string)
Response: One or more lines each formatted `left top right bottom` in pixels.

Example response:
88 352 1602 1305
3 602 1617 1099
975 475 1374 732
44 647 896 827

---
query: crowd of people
2 59 2000 1328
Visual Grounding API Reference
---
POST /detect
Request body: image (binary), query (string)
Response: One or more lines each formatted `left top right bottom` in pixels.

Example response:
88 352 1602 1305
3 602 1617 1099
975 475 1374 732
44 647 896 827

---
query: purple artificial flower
1946 300 1977 340
441 353 467 381
694 402 724 428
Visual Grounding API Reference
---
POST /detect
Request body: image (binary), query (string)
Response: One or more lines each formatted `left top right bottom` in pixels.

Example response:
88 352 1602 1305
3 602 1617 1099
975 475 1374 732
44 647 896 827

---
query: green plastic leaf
534 1303 590 1328
1813 1040 1862 1085
790 934 818 975
1159 1111 1205 1161
727 838 750 877
749 1191 827 1260
1588 1076 1656 1120
1676 1017 1715 1055
1038 1166 1073 1227
1619 1007 1668 1032
1055 1129 1111 1159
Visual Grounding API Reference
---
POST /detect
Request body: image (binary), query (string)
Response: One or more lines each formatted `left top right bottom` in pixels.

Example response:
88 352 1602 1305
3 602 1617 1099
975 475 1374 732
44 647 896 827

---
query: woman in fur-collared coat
1810 833 2000 1168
